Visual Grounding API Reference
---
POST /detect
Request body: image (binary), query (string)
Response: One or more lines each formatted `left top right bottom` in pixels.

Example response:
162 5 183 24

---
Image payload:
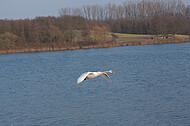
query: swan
77 70 115 84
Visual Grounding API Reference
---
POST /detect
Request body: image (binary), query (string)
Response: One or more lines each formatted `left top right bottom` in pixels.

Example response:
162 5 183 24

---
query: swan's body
77 70 115 84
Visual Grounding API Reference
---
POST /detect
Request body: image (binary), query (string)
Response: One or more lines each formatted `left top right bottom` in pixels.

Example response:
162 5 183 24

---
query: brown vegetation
0 0 189 54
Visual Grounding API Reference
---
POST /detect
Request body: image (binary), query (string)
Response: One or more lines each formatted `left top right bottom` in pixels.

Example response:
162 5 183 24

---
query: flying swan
77 70 115 84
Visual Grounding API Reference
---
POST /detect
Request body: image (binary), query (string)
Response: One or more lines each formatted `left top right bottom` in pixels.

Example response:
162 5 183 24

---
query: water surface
0 43 190 126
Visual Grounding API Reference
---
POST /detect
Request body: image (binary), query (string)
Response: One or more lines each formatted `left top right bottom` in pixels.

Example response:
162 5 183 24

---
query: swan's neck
103 71 111 73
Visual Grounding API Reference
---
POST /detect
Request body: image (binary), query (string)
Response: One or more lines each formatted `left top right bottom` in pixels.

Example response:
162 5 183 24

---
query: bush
0 32 19 50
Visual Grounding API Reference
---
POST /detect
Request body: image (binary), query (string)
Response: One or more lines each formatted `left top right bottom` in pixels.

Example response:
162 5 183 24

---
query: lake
0 43 190 126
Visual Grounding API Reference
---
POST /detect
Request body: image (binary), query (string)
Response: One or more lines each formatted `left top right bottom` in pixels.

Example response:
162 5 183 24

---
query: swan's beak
112 71 115 73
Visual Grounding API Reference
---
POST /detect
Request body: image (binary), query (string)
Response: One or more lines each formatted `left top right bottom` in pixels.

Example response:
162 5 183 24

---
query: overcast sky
0 0 189 19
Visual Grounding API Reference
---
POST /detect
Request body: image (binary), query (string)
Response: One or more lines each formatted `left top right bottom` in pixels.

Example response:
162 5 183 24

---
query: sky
0 0 189 19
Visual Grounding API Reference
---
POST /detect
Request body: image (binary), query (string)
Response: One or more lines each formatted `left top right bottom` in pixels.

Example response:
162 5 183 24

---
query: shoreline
0 40 189 54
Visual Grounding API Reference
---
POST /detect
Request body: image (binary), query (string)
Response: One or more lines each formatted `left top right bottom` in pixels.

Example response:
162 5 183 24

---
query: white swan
77 70 115 84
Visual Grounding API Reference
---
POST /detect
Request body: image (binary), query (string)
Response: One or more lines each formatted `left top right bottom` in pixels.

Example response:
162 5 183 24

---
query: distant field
114 33 152 43
73 30 189 44
175 34 189 40
113 33 189 43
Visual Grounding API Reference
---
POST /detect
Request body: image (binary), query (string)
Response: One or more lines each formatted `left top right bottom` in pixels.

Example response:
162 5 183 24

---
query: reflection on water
0 43 190 126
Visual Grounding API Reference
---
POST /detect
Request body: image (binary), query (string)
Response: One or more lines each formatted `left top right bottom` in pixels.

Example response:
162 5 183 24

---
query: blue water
0 43 190 126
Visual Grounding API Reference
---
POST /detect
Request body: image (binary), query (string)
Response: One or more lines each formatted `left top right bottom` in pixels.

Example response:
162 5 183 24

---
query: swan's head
110 70 115 73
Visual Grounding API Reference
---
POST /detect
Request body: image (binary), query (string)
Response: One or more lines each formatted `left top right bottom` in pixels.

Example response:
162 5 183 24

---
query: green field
73 30 189 44
113 33 189 43
114 33 152 42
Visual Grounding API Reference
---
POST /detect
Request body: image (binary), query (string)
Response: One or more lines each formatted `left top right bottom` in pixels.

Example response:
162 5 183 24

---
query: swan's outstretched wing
101 73 111 82
77 72 90 84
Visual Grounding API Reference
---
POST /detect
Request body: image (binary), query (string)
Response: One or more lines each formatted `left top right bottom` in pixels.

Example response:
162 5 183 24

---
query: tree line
0 16 110 50
0 0 189 50
59 0 189 34
60 0 189 20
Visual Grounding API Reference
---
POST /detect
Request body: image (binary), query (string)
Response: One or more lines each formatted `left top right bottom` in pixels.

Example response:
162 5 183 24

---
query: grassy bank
0 33 189 54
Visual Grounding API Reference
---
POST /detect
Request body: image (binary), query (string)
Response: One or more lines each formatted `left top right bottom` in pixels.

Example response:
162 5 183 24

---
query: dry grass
114 33 189 43
114 33 152 43
0 32 189 54
175 34 189 41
